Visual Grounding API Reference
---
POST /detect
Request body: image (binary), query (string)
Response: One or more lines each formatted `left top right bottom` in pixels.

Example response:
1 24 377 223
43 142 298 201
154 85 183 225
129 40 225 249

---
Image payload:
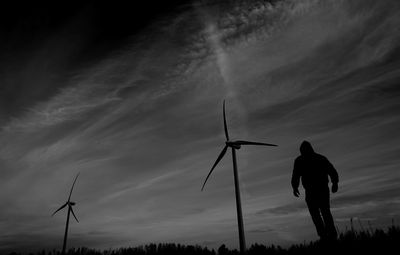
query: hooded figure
291 141 339 240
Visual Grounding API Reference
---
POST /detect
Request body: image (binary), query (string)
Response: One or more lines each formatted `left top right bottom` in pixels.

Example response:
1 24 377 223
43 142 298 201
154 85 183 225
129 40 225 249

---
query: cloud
257 180 400 217
1 0 400 252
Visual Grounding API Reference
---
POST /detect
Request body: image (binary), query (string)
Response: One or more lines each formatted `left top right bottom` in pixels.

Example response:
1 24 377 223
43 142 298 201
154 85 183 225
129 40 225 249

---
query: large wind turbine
52 173 80 255
202 101 277 254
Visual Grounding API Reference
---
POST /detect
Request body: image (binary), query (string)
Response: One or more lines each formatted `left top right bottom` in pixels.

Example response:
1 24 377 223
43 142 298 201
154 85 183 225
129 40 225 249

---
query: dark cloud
248 228 275 233
256 202 305 216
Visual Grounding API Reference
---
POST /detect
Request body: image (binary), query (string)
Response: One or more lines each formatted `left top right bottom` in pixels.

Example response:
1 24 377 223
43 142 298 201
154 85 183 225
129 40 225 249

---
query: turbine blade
68 173 80 202
223 100 229 141
52 202 68 216
201 145 228 191
70 206 79 223
235 140 278 147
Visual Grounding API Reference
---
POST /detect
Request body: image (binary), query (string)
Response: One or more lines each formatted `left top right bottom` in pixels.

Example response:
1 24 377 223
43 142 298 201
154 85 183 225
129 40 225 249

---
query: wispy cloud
1 0 400 252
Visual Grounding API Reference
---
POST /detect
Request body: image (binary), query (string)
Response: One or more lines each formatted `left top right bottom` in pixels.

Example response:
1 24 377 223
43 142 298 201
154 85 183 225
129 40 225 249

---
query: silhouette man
291 141 339 240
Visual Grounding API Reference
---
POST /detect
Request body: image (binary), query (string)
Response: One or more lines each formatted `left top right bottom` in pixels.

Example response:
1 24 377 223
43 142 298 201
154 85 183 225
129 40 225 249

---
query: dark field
9 224 400 255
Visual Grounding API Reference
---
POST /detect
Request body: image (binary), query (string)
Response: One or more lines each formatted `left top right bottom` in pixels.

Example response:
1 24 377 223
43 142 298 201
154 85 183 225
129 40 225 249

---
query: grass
8 224 400 255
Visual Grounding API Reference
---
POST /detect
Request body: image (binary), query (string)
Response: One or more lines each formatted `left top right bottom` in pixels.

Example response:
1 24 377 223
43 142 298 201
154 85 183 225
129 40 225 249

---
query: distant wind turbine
202 101 277 254
52 173 80 255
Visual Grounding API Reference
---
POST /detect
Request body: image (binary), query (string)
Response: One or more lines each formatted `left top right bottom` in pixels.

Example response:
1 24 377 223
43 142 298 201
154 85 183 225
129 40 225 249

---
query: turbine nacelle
226 141 241 150
69 202 76 206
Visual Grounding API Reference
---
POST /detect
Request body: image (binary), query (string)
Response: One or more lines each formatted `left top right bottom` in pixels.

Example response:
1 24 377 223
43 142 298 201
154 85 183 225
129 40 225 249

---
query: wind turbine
52 173 80 255
201 101 277 254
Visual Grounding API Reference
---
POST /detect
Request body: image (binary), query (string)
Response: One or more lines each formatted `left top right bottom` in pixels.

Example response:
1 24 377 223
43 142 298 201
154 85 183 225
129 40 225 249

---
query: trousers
305 187 337 239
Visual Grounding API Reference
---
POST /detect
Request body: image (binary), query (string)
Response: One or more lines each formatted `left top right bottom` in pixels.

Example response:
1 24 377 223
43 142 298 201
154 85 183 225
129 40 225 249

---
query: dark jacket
291 141 338 191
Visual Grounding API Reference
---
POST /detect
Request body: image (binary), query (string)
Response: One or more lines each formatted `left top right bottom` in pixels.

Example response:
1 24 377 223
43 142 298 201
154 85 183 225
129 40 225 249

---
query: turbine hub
226 141 241 150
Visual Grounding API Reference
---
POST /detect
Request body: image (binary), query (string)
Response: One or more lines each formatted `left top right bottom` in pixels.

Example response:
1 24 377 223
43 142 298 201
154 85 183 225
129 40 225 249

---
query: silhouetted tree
7 225 400 255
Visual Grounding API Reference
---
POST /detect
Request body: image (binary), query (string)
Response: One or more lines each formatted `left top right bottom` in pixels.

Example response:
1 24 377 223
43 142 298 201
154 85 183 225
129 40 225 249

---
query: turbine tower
202 101 277 254
52 173 80 255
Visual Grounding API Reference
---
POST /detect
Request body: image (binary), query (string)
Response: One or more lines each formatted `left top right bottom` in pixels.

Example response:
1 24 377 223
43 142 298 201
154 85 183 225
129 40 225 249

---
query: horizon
1 0 400 253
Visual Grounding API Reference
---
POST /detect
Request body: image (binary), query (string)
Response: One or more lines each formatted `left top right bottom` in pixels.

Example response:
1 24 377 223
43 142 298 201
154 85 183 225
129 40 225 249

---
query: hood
300 140 315 156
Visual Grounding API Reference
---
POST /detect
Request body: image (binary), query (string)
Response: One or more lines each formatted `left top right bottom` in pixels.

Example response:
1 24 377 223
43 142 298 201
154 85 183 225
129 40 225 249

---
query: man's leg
306 193 326 239
320 189 337 240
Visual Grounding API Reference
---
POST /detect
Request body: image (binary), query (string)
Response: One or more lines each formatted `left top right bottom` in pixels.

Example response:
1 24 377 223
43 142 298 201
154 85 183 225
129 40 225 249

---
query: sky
1 0 400 253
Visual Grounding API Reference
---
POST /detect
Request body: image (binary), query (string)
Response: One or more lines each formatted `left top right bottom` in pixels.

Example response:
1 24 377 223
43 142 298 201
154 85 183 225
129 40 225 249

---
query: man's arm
325 157 339 193
291 159 301 197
